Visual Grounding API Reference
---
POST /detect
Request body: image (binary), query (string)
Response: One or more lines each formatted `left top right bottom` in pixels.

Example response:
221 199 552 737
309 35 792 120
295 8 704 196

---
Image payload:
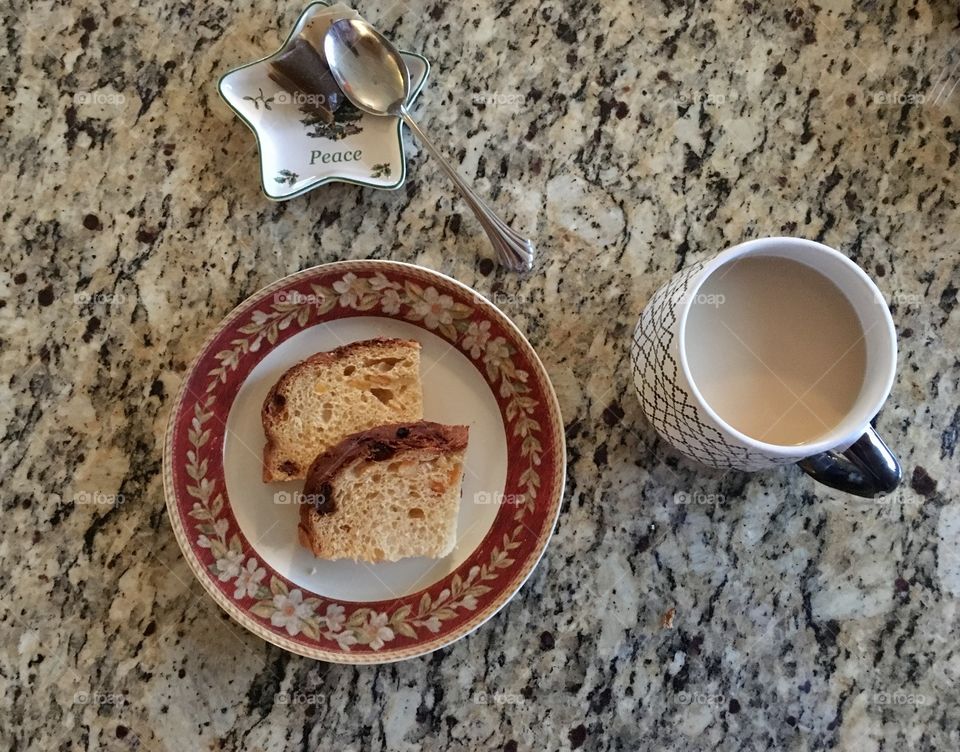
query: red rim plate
162 261 566 662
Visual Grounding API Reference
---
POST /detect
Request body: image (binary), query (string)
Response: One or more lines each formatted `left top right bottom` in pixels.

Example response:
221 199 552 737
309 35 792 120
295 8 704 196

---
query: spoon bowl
323 20 409 117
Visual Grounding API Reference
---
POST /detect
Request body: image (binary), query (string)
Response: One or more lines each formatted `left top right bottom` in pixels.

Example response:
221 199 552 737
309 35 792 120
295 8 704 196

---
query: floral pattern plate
163 261 566 663
218 1 429 200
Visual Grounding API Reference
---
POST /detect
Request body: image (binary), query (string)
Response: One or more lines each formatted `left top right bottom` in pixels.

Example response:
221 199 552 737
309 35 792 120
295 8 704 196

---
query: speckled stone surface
2 0 959 749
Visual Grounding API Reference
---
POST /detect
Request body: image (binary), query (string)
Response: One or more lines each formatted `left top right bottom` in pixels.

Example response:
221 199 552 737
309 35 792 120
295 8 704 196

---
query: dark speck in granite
910 466 938 497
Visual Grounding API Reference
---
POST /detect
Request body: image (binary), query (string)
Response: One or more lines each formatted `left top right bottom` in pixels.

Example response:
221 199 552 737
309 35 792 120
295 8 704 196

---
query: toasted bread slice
262 338 423 482
298 422 469 562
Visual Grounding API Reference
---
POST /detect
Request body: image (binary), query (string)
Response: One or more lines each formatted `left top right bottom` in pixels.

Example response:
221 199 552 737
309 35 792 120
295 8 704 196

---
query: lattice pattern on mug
632 263 786 471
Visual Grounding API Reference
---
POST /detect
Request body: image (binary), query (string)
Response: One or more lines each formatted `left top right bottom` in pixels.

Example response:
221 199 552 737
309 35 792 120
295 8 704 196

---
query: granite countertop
3 0 959 749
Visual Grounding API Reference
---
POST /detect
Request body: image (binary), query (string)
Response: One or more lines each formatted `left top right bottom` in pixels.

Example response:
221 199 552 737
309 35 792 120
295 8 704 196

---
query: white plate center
224 317 508 602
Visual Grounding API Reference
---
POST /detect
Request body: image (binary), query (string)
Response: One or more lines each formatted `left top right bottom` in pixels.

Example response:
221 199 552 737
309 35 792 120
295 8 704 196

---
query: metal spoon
324 19 535 272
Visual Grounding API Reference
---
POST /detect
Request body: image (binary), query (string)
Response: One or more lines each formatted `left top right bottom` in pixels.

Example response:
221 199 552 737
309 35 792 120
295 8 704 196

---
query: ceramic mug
630 237 901 498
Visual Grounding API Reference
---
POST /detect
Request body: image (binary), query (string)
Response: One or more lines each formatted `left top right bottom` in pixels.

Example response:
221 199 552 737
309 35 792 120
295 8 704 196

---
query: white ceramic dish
218 2 429 200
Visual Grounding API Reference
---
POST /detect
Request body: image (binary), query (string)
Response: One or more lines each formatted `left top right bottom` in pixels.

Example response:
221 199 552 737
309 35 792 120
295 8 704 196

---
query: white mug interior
677 237 897 458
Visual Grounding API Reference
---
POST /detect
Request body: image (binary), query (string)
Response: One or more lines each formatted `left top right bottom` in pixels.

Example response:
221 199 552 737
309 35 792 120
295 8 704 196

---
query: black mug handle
797 426 902 498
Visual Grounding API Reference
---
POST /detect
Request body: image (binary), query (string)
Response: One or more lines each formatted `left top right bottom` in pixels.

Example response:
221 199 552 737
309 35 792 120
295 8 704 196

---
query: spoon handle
398 106 535 272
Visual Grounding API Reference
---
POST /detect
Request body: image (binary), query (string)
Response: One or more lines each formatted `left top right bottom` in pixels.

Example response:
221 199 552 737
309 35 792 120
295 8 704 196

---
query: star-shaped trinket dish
218 2 429 201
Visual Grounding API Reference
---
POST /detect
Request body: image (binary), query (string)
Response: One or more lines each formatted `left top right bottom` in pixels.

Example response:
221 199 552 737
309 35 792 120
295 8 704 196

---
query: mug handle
797 426 901 498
